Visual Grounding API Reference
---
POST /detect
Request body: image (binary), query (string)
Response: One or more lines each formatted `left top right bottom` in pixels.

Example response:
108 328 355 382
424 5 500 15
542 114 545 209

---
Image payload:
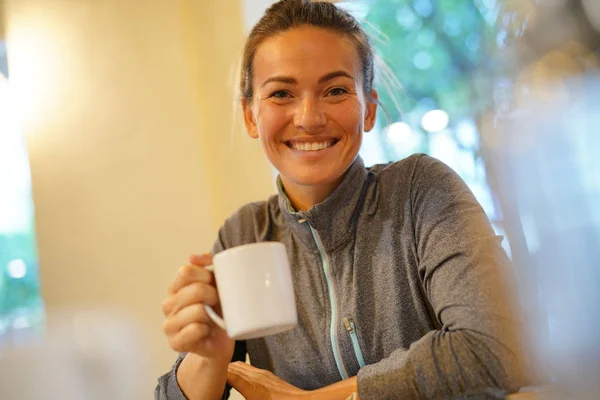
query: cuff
155 354 189 400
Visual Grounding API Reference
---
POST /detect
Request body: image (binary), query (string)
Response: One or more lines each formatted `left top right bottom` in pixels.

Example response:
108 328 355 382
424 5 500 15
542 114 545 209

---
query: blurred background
0 0 275 398
0 0 598 399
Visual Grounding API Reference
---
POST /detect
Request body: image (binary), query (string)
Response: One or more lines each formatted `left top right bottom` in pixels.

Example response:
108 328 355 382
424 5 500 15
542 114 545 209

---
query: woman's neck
280 176 344 211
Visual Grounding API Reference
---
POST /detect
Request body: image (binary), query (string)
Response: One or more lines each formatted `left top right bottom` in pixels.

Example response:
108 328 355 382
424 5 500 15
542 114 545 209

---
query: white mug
203 242 298 340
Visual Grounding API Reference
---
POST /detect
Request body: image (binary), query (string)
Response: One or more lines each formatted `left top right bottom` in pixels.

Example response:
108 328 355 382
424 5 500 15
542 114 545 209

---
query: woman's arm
176 353 230 400
155 341 248 400
308 377 359 400
356 155 529 399
226 362 360 400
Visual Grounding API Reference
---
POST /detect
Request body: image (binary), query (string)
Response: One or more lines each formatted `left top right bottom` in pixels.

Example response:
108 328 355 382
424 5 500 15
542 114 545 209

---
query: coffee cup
203 242 297 340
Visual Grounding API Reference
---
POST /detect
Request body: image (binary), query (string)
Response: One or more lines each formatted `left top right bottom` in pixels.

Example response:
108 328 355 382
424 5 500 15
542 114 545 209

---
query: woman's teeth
291 140 335 151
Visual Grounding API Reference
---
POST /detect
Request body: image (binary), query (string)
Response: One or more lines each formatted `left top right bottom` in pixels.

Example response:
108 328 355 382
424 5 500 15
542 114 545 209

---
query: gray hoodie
155 154 527 399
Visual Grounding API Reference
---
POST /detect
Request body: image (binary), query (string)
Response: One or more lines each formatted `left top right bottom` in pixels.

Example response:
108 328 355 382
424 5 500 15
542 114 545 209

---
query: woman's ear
364 89 378 132
242 99 259 139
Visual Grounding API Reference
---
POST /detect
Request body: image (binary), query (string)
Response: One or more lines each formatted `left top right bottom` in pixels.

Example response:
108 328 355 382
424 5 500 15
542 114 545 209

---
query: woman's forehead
253 26 362 84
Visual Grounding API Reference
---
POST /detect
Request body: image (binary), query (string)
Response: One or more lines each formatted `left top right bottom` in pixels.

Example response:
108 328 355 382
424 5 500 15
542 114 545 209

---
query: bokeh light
421 109 449 133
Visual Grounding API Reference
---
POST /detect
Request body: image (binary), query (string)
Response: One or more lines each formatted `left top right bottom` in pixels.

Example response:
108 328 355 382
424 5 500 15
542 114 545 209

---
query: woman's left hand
227 361 309 399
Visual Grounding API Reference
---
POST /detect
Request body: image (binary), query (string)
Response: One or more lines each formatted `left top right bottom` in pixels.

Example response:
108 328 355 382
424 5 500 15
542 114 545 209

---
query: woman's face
243 26 377 192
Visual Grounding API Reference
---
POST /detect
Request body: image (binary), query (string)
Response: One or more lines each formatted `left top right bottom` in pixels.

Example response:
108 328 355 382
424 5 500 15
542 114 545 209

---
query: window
339 0 508 251
0 42 44 346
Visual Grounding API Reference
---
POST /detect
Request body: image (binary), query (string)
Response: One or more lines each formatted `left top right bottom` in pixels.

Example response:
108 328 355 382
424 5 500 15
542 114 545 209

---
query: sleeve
357 155 528 399
154 341 247 400
154 227 248 399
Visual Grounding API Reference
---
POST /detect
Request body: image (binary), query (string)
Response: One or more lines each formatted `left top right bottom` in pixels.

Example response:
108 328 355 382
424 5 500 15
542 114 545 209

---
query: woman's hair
239 0 375 103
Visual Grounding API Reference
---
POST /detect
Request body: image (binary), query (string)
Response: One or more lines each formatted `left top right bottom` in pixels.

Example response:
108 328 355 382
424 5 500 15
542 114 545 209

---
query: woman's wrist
304 391 359 400
304 376 359 400
195 352 232 367
177 353 231 400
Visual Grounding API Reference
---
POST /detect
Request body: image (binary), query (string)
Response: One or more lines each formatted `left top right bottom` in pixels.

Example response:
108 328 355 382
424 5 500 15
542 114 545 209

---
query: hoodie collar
276 156 369 252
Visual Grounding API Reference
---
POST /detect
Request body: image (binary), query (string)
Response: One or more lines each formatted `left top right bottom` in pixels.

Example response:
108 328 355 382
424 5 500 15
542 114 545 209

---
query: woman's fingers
163 282 219 316
229 361 274 380
168 322 210 353
163 303 212 335
189 253 213 267
228 361 259 375
168 264 214 294
227 363 258 397
161 252 235 359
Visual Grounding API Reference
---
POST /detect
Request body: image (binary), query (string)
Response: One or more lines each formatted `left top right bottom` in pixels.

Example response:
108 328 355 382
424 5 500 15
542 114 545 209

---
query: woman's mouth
285 139 338 152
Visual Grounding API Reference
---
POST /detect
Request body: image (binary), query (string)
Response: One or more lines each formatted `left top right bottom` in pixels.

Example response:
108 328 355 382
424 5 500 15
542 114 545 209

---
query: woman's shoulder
367 153 424 176
367 153 434 191
214 195 279 252
369 153 463 190
364 154 470 218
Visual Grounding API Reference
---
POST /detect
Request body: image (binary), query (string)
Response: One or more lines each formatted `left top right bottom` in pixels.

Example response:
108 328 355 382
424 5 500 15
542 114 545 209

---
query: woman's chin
278 160 351 188
282 171 343 189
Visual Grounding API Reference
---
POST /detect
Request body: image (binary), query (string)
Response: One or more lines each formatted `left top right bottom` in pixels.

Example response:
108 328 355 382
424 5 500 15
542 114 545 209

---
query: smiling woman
156 1 528 399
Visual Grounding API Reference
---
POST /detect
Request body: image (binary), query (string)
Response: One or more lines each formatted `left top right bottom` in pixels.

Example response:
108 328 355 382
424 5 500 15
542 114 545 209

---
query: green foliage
0 229 42 318
359 0 498 157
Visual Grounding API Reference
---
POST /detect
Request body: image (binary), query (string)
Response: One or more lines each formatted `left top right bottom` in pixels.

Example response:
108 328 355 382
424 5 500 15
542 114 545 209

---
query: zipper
343 317 366 368
308 224 349 380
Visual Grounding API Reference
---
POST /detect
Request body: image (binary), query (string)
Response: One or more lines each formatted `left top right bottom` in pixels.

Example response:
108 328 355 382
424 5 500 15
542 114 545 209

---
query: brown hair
240 0 375 103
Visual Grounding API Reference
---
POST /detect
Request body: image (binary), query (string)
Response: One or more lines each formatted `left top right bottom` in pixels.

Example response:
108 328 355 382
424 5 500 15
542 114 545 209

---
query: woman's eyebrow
318 70 355 83
260 70 355 89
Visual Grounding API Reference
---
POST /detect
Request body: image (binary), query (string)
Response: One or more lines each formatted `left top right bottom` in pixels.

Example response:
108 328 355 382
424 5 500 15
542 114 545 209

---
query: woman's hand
227 362 309 399
161 253 235 361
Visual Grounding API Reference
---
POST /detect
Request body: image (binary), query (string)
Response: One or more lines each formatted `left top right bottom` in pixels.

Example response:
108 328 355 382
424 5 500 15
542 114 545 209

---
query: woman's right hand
162 253 235 362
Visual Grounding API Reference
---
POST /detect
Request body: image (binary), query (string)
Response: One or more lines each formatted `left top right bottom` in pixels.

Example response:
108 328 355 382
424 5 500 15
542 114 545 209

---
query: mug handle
202 265 227 331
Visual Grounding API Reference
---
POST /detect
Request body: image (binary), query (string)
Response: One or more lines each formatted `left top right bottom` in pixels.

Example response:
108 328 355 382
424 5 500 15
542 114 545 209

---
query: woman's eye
328 87 348 96
270 90 291 99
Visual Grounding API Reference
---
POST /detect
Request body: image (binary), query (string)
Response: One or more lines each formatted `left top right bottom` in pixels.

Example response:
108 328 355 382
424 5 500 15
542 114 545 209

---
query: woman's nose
293 95 326 132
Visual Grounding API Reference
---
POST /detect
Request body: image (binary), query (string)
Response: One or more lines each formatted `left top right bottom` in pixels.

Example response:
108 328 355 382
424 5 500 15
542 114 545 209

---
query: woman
156 1 526 399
